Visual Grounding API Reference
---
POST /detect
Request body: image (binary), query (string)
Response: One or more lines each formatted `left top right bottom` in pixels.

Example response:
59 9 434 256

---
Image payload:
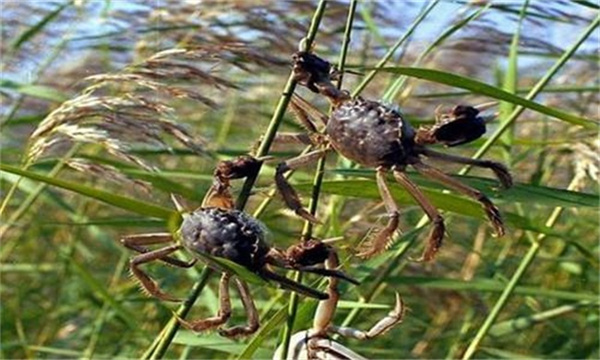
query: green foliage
1 1 598 360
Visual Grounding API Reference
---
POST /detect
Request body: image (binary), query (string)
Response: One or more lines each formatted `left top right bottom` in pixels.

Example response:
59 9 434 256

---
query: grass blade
0 79 68 103
0 163 174 219
374 66 595 128
10 1 72 50
385 276 598 302
299 174 599 208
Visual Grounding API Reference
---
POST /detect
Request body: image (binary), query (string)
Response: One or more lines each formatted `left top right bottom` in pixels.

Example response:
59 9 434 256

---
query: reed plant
1 1 598 359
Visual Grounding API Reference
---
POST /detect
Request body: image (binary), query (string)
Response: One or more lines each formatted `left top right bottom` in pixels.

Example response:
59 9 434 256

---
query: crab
120 156 358 337
274 50 513 261
273 244 405 360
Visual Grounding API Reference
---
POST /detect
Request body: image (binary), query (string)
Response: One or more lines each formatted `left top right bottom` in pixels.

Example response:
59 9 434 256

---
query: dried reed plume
572 139 600 191
25 46 262 171
66 158 152 193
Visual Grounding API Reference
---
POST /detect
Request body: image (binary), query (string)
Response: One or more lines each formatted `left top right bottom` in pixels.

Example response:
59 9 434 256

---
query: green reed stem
145 2 329 359
236 0 328 210
279 2 356 358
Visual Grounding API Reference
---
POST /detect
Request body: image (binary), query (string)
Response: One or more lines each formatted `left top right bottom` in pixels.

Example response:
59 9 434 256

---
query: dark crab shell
178 207 271 272
327 97 417 168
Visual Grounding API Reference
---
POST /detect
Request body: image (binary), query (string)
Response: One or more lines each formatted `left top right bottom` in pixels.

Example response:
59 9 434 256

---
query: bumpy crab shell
178 207 271 272
175 204 358 301
327 97 417 168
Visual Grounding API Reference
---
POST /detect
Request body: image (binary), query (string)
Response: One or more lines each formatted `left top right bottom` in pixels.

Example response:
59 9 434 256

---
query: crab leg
412 161 505 237
419 147 513 188
275 149 328 223
311 248 341 335
128 243 185 302
272 132 316 146
309 253 404 359
357 167 401 258
180 273 232 332
307 338 369 360
392 169 445 262
328 293 405 340
121 233 197 268
218 278 260 338
291 93 330 128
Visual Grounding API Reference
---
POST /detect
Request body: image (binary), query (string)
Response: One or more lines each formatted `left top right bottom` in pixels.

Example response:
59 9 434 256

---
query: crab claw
366 293 405 338
215 155 263 180
433 105 487 147
330 293 405 341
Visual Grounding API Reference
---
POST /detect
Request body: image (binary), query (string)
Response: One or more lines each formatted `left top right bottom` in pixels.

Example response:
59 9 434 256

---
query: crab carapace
274 50 512 261
121 156 358 337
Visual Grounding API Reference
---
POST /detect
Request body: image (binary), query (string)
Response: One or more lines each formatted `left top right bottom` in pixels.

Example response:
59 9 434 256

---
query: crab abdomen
326 98 416 168
178 207 270 271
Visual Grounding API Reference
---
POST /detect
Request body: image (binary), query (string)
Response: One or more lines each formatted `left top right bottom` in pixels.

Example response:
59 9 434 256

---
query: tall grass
1 1 598 359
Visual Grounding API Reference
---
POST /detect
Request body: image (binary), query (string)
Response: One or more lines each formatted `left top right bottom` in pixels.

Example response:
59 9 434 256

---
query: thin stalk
144 3 329 358
235 0 328 209
461 177 580 359
351 0 439 97
498 0 529 161
335 0 358 89
279 3 356 358
82 253 129 359
279 275 302 360
446 309 476 359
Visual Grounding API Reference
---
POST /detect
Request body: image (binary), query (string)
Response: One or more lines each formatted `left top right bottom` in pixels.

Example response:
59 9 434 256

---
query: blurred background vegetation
1 1 598 359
